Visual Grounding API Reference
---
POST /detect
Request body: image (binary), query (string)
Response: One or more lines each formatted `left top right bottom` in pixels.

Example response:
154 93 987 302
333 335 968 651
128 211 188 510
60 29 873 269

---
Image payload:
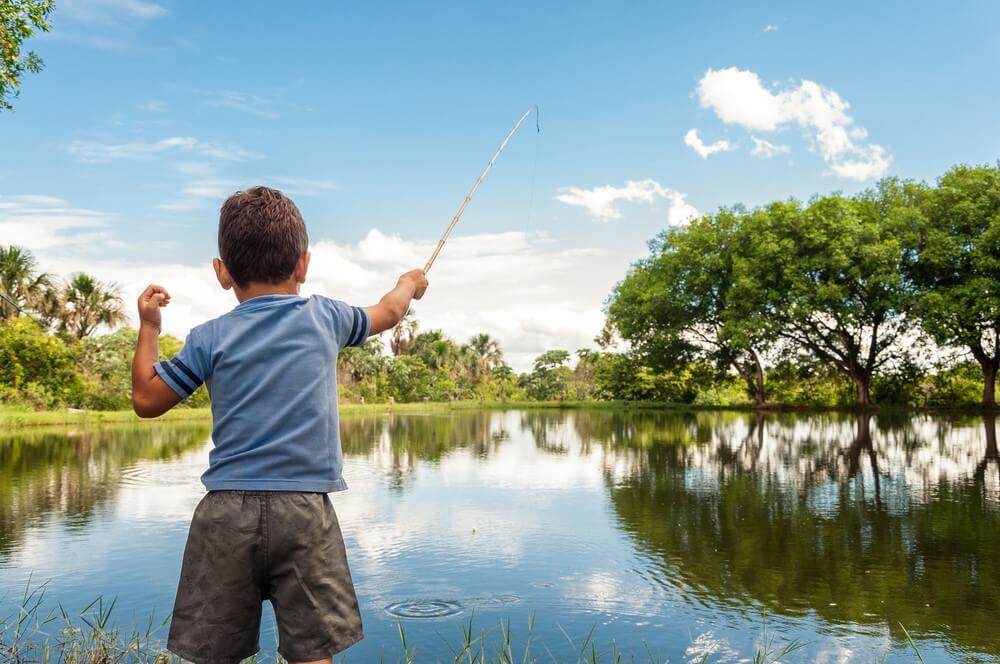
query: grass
0 405 213 428
0 400 721 429
5 397 999 429
1 582 928 664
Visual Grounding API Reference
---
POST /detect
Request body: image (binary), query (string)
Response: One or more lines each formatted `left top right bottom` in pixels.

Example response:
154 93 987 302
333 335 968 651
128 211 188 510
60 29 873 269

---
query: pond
1 410 999 662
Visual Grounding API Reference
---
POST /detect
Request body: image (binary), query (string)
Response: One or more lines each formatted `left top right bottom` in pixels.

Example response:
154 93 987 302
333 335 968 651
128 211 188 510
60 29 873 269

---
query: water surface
1 410 998 662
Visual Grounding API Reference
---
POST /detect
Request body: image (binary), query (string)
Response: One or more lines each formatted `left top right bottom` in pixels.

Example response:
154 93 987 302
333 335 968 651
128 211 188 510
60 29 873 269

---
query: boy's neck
234 279 300 303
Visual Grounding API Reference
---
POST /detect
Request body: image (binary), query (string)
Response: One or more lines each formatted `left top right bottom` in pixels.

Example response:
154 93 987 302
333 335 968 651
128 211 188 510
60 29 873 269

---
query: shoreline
3 400 999 428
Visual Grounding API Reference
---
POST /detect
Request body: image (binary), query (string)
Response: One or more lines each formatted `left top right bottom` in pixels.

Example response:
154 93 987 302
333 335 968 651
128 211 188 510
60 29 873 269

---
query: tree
609 209 770 406
386 354 434 402
1 0 54 112
409 330 459 371
0 245 50 319
737 181 924 407
337 339 389 401
390 309 418 356
521 350 572 401
907 165 1000 407
0 316 83 406
489 365 518 401
57 273 128 339
466 333 504 379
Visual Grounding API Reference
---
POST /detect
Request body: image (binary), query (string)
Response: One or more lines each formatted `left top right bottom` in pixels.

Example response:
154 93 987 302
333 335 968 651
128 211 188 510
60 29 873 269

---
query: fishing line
423 105 541 274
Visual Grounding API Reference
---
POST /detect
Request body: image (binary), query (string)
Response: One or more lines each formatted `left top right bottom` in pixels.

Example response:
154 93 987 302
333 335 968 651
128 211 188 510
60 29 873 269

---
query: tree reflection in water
590 411 1000 656
0 423 210 556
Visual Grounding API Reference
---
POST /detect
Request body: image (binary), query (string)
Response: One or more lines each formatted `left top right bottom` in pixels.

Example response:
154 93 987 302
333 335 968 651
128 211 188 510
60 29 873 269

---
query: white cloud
763 24 779 32
66 137 261 162
665 191 699 226
828 144 891 181
694 67 891 180
0 195 113 250
683 129 736 159
750 136 791 158
555 178 697 224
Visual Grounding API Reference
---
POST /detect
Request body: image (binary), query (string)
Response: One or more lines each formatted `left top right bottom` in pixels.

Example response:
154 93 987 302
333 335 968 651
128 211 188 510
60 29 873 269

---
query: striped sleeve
154 327 210 400
327 298 372 349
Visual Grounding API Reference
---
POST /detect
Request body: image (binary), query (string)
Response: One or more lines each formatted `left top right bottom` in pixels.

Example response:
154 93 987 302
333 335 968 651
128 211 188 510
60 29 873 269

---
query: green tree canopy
0 0 54 111
609 208 770 405
0 316 83 406
521 349 572 401
735 181 926 406
907 164 1000 406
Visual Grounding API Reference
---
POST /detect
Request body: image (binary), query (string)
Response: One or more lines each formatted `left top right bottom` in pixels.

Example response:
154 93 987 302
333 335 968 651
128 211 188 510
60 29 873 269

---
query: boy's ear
294 252 310 284
213 258 234 290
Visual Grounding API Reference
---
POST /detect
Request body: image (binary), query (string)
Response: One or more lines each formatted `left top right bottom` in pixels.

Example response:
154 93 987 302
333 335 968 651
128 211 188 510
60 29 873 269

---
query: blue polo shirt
154 294 370 492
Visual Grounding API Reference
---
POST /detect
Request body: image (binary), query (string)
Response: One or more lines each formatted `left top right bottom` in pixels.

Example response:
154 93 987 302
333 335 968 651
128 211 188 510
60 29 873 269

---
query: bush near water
2 163 999 411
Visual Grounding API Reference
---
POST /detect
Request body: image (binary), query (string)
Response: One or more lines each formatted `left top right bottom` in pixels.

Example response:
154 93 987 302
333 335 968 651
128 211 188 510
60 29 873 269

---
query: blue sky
2 0 999 368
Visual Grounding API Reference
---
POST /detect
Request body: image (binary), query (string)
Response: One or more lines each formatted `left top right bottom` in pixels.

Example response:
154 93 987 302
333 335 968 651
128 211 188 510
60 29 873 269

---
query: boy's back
130 186 427 664
156 294 370 492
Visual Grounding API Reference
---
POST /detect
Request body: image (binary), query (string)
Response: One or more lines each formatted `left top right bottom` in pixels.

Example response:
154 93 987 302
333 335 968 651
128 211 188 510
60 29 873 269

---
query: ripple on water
385 599 464 619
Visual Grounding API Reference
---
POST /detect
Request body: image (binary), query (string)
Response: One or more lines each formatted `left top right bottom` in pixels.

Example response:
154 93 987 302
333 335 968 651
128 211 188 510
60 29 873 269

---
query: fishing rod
423 105 540 274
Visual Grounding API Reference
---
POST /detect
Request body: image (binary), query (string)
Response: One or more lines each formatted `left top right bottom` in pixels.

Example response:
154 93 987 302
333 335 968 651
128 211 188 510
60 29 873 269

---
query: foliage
907 164 1000 405
0 0 53 112
0 245 50 318
58 273 129 339
0 317 83 408
609 208 769 405
520 350 572 401
735 182 925 406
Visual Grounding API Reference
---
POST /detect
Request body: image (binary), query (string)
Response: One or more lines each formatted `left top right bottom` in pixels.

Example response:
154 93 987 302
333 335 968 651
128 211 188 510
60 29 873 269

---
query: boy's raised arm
366 269 429 336
132 284 182 418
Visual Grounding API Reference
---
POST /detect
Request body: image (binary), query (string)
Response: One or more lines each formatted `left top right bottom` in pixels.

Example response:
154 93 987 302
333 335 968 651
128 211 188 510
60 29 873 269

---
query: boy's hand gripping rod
423 105 539 274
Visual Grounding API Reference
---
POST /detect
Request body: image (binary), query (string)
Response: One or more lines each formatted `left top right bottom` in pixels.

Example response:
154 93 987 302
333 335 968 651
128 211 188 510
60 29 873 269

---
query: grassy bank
1 400 714 428
5 398 1000 429
0 406 213 428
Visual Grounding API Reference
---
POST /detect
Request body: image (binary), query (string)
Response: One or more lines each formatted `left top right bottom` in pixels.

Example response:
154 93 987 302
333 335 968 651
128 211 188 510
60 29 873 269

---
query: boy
131 186 428 664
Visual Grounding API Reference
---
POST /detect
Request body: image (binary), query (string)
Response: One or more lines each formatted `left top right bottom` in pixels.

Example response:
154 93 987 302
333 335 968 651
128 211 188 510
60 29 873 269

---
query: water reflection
0 423 210 557
592 412 1000 655
1 411 998 660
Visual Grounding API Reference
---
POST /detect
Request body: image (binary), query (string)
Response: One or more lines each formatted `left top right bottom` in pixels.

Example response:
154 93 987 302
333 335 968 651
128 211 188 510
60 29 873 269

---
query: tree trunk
752 350 766 408
734 350 767 408
981 361 998 409
852 372 875 409
975 415 998 482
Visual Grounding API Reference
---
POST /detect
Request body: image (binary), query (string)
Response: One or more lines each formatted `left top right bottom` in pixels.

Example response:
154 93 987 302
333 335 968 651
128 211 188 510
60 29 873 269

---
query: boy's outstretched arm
132 284 182 418
367 269 429 336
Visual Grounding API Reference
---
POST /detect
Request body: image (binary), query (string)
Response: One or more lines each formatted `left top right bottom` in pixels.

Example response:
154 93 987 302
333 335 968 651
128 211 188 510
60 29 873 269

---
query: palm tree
0 245 51 319
58 273 128 338
390 309 418 355
468 333 504 376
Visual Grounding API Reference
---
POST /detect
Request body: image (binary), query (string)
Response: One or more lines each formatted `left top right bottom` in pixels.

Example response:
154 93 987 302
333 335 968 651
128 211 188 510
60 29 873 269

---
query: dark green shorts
167 491 363 663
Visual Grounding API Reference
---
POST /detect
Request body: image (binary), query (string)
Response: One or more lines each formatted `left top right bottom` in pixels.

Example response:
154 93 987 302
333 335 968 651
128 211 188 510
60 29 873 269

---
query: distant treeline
2 161 999 412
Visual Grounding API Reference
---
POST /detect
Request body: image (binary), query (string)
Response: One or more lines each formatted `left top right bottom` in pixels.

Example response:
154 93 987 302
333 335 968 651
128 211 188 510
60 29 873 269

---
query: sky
2 1 999 370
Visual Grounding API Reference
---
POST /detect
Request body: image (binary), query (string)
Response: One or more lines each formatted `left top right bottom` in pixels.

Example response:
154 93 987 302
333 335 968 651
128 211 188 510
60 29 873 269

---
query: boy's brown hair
218 186 309 287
